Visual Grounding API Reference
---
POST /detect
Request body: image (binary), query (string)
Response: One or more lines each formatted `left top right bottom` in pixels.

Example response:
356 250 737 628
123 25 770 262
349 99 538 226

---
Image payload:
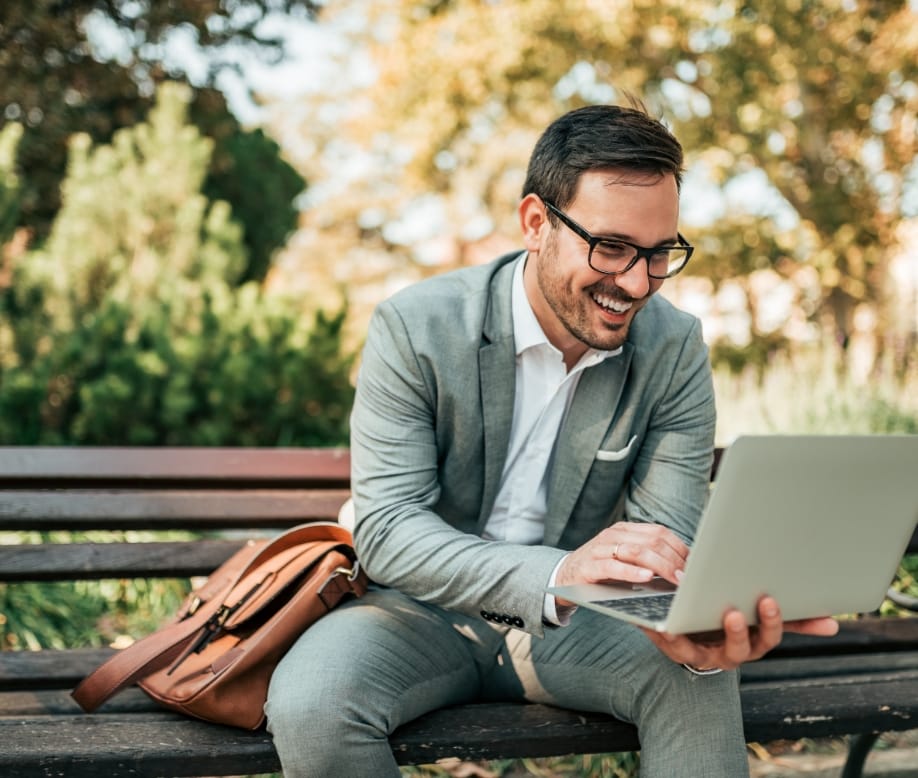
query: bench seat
3 654 918 777
1 446 916 778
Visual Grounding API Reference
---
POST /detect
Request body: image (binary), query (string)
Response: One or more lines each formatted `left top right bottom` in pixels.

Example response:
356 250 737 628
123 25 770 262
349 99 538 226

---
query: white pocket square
595 434 637 462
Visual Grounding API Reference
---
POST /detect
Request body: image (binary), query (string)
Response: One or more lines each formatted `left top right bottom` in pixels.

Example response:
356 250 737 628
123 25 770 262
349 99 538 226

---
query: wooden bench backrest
2 445 913 582
0 448 351 582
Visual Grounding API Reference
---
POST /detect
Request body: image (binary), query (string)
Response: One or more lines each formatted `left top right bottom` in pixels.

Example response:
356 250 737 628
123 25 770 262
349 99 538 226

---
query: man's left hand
640 596 840 672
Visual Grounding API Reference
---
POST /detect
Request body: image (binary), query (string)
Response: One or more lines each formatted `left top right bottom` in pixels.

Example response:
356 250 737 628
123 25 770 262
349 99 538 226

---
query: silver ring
612 543 620 559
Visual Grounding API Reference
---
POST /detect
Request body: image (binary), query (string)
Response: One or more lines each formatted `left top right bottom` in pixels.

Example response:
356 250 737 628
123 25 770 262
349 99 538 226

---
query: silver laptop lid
663 434 918 633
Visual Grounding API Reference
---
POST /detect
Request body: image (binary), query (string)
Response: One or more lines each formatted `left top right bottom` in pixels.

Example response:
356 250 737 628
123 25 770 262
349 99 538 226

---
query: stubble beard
536 242 637 353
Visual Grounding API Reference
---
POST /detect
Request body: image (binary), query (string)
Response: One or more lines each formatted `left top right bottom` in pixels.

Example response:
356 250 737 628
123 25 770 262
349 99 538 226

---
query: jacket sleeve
349 301 565 638
624 316 717 544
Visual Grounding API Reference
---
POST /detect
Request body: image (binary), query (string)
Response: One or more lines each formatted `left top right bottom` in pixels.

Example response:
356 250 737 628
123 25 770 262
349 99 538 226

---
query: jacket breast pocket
595 434 637 462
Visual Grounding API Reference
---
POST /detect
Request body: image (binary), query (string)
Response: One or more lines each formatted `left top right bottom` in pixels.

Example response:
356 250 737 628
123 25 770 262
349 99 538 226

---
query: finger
610 521 691 559
588 556 655 584
783 617 840 636
555 547 653 588
644 627 748 672
721 610 752 666
600 525 689 583
613 541 685 585
750 597 784 656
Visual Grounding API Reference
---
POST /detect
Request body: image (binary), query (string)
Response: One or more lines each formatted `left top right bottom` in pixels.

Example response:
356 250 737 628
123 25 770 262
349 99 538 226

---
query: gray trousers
265 587 749 778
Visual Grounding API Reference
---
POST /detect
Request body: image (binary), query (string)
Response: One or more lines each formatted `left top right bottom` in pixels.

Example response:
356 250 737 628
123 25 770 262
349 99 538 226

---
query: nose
613 257 652 299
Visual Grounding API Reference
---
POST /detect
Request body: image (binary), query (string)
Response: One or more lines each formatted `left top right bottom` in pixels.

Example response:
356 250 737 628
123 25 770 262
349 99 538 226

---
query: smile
591 292 633 314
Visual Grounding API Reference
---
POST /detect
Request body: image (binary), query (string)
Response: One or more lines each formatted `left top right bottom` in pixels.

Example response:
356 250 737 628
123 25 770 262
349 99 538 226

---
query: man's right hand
554 521 689 608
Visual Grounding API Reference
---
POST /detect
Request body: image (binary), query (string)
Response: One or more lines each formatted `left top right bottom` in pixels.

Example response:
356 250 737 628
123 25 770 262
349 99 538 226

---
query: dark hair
521 104 683 209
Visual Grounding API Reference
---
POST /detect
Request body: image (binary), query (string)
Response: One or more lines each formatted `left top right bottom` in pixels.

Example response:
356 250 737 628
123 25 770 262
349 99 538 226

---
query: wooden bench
1 445 917 778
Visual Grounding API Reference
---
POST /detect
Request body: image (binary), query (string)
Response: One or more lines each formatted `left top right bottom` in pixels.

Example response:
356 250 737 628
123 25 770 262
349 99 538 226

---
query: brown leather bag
72 522 368 730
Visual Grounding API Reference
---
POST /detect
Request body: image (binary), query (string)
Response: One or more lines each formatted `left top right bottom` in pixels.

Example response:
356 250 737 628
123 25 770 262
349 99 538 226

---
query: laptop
547 435 918 635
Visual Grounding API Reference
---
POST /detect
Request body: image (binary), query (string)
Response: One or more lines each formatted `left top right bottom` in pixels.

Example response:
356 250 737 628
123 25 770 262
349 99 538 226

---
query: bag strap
71 522 357 713
71 594 223 712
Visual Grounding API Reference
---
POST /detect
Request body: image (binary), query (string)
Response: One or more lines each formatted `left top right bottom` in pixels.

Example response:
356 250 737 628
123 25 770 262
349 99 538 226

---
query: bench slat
1 687 157 716
0 540 248 581
4 630 917 693
0 447 350 487
0 648 115 691
393 674 918 762
3 672 918 778
740 650 918 681
770 617 918 655
0 489 349 531
0 714 280 778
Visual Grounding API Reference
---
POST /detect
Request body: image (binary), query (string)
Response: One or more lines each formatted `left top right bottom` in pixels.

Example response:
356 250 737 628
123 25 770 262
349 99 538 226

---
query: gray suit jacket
350 252 716 637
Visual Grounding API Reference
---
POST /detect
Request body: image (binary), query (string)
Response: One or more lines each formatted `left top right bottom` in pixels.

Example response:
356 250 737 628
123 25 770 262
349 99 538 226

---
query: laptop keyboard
594 593 675 621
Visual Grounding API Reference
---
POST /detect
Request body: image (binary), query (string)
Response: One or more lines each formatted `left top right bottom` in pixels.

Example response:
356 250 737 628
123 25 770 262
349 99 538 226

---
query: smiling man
266 103 836 778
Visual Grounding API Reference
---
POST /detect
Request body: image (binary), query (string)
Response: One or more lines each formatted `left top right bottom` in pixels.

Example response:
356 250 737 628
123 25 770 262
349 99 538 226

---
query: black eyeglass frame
542 200 694 279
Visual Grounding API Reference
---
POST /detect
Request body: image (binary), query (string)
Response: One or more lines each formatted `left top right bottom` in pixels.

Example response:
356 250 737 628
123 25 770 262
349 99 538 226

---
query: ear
518 194 549 252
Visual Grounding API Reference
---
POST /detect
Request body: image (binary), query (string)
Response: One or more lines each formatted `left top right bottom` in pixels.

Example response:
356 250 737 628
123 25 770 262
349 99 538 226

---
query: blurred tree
285 0 917 370
0 82 354 446
0 122 23 248
0 0 313 280
202 123 307 283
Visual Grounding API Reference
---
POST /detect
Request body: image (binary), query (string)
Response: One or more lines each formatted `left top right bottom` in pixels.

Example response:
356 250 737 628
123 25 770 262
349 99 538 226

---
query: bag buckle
317 561 362 609
341 560 361 582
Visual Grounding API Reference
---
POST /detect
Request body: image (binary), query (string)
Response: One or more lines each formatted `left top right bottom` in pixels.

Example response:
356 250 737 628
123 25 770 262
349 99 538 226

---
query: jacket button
512 616 524 628
502 614 514 625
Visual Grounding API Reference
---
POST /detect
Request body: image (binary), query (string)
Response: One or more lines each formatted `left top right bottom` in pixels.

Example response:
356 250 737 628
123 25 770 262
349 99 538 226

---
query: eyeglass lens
589 241 690 279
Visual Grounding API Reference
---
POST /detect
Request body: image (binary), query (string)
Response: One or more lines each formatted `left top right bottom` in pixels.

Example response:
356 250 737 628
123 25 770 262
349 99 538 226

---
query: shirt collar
511 253 622 367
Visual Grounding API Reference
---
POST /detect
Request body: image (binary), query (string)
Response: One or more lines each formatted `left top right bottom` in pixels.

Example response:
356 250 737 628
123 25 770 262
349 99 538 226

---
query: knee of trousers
265 653 382 748
265 671 398 778
633 660 742 724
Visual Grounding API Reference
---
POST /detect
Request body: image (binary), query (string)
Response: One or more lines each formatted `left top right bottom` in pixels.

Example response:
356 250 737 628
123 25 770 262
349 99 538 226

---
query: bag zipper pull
166 605 231 675
165 578 266 676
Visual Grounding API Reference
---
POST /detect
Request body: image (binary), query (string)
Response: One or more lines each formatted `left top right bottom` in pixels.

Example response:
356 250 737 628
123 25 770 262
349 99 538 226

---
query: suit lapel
476 258 518 531
543 345 633 546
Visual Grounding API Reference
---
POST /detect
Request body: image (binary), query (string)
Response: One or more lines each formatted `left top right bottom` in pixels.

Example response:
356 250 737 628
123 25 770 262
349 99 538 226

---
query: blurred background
1 0 916 448
1 2 917 774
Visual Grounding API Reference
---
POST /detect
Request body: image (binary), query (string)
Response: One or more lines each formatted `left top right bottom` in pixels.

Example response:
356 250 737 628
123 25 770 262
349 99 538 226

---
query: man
266 103 837 777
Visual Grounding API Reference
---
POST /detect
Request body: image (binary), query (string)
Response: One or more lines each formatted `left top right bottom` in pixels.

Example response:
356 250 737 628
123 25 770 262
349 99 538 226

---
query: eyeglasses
543 200 693 279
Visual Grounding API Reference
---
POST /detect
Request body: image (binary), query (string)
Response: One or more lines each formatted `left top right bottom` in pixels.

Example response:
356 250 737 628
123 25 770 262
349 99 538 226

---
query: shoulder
629 294 704 350
375 252 519 335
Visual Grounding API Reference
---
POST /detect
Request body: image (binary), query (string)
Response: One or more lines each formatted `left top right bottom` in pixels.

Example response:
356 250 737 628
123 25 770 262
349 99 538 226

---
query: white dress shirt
482 254 621 624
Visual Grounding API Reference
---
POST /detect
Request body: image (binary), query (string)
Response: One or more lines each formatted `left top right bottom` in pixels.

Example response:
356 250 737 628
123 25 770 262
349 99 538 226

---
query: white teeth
592 292 632 313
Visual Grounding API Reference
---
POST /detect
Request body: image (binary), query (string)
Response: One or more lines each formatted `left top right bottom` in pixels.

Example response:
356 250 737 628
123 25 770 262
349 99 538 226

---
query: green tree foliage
0 1 311 280
202 124 307 283
0 122 22 246
296 0 917 369
0 554 192 650
0 82 354 446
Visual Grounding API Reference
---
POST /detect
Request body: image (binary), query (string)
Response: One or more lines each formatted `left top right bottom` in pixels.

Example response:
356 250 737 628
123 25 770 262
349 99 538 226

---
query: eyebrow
593 230 680 248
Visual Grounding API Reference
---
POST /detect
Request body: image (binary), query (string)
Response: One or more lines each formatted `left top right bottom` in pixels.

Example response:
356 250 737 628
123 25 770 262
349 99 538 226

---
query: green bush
0 84 355 655
0 530 194 651
0 290 353 446
0 82 354 446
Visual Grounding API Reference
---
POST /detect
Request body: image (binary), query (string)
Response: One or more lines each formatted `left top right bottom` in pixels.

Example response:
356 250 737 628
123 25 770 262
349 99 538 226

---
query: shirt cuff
542 554 577 626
